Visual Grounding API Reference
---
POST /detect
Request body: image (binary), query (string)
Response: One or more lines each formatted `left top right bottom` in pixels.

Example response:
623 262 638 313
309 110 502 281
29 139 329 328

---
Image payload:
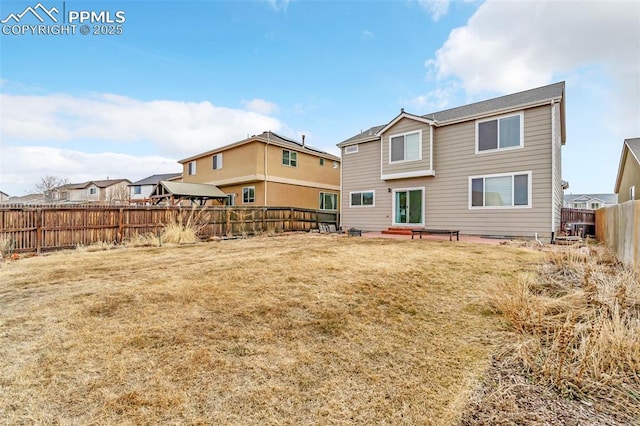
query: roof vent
401 108 405 113
302 134 306 147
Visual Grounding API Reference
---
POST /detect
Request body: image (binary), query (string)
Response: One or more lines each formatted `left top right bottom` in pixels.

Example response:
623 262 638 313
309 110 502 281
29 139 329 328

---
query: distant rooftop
130 173 182 186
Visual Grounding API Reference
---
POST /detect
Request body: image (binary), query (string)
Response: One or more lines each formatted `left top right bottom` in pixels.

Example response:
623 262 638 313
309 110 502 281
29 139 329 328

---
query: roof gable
130 173 182 186
614 137 640 193
376 111 435 136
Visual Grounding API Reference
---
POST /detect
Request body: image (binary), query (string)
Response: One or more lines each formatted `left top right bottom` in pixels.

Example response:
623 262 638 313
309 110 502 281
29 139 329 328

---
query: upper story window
470 171 531 208
133 186 142 195
345 145 358 154
282 150 297 167
188 161 197 175
390 130 421 162
333 161 339 169
89 187 97 195
319 158 325 166
476 112 523 153
212 153 222 170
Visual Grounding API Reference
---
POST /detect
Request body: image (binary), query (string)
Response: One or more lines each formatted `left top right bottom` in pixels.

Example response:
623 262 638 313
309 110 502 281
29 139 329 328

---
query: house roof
338 81 565 147
614 137 640 193
179 131 341 164
0 190 8 197
54 179 131 190
129 173 182 186
564 193 618 204
152 181 228 198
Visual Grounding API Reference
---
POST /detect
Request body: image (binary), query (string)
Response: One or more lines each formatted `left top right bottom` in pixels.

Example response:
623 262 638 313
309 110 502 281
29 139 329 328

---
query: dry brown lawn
0 234 541 424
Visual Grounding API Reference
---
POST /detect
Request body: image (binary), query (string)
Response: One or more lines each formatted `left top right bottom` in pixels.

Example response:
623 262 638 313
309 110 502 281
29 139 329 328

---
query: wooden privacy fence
596 200 639 270
560 207 596 235
0 205 339 254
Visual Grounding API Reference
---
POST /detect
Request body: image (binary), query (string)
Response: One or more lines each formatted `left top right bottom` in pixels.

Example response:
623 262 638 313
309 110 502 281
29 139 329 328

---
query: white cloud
427 0 640 138
428 0 639 94
242 98 279 115
1 146 180 196
361 29 375 40
1 92 283 158
418 0 451 22
403 82 461 113
265 0 291 12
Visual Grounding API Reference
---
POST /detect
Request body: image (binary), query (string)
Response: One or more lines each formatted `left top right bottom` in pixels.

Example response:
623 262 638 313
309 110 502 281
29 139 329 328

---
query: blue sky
1 0 639 196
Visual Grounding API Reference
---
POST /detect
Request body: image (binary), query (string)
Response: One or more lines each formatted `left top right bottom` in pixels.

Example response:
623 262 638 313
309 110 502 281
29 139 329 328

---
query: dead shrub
486 246 640 423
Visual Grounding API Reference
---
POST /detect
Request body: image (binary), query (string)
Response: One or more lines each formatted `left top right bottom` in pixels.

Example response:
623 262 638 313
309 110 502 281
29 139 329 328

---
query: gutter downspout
264 131 270 206
550 100 556 244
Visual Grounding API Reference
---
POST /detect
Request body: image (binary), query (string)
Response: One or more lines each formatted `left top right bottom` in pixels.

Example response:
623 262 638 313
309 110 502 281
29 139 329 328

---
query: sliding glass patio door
393 188 423 225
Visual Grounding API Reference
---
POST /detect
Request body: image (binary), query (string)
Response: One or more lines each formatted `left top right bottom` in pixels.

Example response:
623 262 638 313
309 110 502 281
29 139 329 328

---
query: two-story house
564 193 617 210
178 131 341 211
50 179 131 204
338 82 566 241
614 138 640 203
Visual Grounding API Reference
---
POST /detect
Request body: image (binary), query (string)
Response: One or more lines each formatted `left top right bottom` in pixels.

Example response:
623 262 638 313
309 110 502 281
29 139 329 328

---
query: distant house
337 82 566 240
49 179 132 204
614 137 640 203
179 131 340 210
0 191 8 202
563 194 617 210
129 173 182 203
4 194 46 205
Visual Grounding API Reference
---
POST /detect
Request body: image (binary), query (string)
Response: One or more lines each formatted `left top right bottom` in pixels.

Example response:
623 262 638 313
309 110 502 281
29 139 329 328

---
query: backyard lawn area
0 234 546 424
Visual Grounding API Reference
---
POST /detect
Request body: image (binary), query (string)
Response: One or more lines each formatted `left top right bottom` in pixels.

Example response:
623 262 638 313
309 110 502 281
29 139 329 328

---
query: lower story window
242 186 255 204
133 185 142 195
320 192 337 210
350 190 374 207
470 172 530 208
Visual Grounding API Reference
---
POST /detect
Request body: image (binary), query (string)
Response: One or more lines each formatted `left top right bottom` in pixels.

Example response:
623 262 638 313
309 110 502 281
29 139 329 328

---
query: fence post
117 207 124 243
290 207 294 231
225 208 231 237
36 208 42 254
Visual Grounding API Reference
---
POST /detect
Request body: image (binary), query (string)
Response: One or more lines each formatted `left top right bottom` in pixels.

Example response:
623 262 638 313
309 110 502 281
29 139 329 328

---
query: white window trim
349 190 375 208
388 129 422 164
391 186 425 227
631 185 636 201
188 161 197 175
89 187 98 195
319 192 338 211
468 171 532 209
475 111 524 154
345 145 359 154
212 153 223 170
282 150 298 168
242 186 255 204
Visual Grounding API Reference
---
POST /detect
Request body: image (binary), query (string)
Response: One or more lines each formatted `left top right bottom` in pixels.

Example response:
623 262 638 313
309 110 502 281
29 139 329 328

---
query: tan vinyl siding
340 140 391 230
341 105 557 238
425 105 553 238
381 119 432 178
618 153 640 203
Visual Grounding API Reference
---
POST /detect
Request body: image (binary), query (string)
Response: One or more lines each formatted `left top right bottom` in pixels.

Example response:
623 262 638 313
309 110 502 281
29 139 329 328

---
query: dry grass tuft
0 234 541 424
126 207 210 247
477 245 640 424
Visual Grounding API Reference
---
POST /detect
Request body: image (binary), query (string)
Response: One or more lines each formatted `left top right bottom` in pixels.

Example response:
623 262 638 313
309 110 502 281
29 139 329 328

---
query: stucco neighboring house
614 137 640 203
338 81 566 240
179 131 341 211
128 173 182 203
563 193 617 210
0 191 9 202
49 179 132 204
